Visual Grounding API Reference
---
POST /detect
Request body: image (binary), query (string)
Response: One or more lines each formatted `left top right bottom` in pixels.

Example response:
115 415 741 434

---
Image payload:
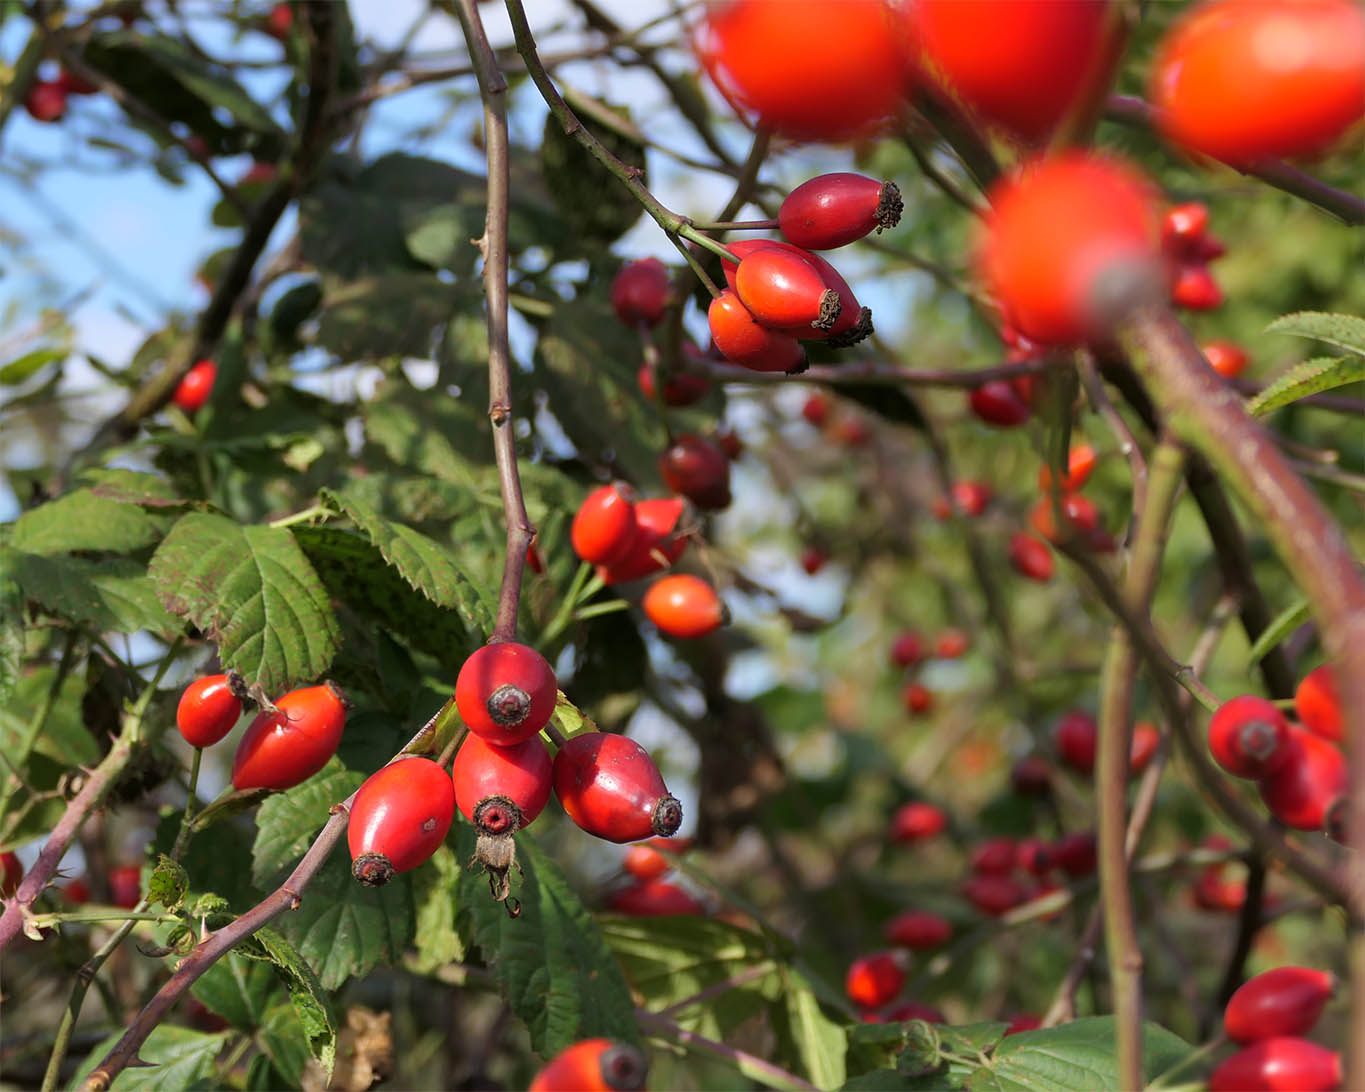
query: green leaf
252 762 362 888
841 1071 920 1091
1266 310 1365 356
82 468 186 508
457 825 640 1054
0 570 21 706
147 855 189 911
148 512 341 694
0 346 64 384
67 1025 229 1092
783 969 848 1090
257 1002 315 1088
410 843 465 973
362 397 492 486
539 106 645 248
190 954 278 1030
549 692 598 739
5 551 181 636
403 204 484 273
243 926 338 1077
321 487 494 633
1245 356 1365 416
1247 596 1311 664
11 488 162 555
963 1018 1190 1092
315 273 462 359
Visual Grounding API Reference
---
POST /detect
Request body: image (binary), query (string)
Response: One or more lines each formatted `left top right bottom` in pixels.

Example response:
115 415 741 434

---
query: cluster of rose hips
1206 664 1345 839
605 837 704 917
889 628 969 720
570 482 727 641
1208 964 1340 1091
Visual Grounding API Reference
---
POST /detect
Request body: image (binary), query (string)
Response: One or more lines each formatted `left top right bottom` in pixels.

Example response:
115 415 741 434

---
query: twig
686 354 1056 389
1079 353 1147 518
456 0 534 642
1204 854 1267 1039
635 1009 817 1092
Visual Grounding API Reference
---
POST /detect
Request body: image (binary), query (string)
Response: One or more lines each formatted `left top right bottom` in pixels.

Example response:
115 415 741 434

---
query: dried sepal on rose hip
454 641 558 746
451 732 553 836
1206 695 1292 780
348 757 455 887
734 246 842 334
779 173 903 251
553 732 682 844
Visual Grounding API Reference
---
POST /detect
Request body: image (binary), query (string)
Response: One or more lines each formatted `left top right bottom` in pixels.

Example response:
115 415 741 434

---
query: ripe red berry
455 642 557 747
1150 0 1365 166
890 632 924 668
529 1039 649 1092
1207 1037 1342 1092
1193 865 1246 913
721 239 872 345
734 247 841 334
918 0 1114 142
642 574 727 639
1051 832 1097 878
172 359 217 413
1224 966 1336 1044
1170 261 1223 310
109 864 141 909
889 801 947 844
799 545 828 575
1029 493 1104 545
935 480 992 519
24 80 67 123
176 674 242 749
1015 837 1053 876
978 154 1163 346
707 289 805 373
1129 721 1161 775
553 732 682 844
599 497 688 584
611 258 671 329
968 380 1031 427
1010 756 1052 797
1054 711 1098 774
348 757 455 886
57 68 100 96
801 391 831 426
1038 443 1097 493
572 483 639 567
1008 532 1054 582
231 683 348 792
264 2 294 40
607 879 705 917
1296 664 1342 743
845 951 907 1008
63 877 91 905
452 732 553 835
715 429 743 461
1162 202 1211 255
622 837 691 883
1207 695 1292 780
1203 340 1249 379
935 628 969 659
695 0 917 143
831 415 872 447
884 910 952 950
659 435 732 510
961 874 1027 917
1257 726 1347 832
1 851 22 898
903 683 934 715
779 173 903 250
970 837 1016 875
637 360 708 407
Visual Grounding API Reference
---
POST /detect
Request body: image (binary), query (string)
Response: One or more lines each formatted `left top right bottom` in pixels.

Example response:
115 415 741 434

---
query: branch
1106 96 1365 226
635 1010 817 1092
688 354 1056 389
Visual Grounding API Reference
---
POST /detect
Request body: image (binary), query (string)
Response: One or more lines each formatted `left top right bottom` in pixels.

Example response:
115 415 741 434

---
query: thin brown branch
688 354 1056 389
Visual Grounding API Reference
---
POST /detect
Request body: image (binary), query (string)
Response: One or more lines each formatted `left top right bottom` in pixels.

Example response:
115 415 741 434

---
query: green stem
571 600 631 622
170 748 204 862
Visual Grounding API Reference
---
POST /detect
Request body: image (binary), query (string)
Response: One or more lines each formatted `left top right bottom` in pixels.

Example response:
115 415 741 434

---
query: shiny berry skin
978 154 1162 346
961 874 1027 917
1052 832 1097 878
1207 1037 1342 1092
695 0 918 143
1150 0 1365 166
1011 756 1052 797
1193 865 1246 913
637 361 708 407
24 80 67 123
799 546 828 575
659 435 731 511
715 429 743 461
231 683 348 791
529 1039 649 1092
934 480 992 519
348 757 455 886
1162 202 1210 255
572 483 639 567
734 247 841 333
889 801 947 843
455 642 557 747
801 391 831 426
1129 721 1160 775
607 879 705 917
611 258 671 328
935 628 969 659
884 910 952 950
903 683 934 716
721 239 871 344
890 632 924 668
845 951 907 1008
172 359 217 413
1054 711 1098 774
1296 664 1342 743
779 173 903 250
970 837 1016 875
1038 443 1097 493
1207 695 1292 780
452 732 552 835
264 2 294 40
553 732 682 844
0 851 21 898
1203 340 1248 379
599 497 688 584
1224 966 1336 1044
175 674 242 749
707 290 805 373
109 864 141 909
1008 532 1054 582
1257 726 1347 832
622 837 691 882
1170 261 1222 310
969 381 1031 427
1015 837 1053 876
642 574 727 639
1029 493 1103 545
918 0 1114 142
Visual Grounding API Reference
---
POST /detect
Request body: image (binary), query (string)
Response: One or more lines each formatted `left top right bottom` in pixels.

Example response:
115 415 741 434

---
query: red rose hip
348 757 455 886
1207 1036 1342 1092
231 683 348 791
455 642 558 746
176 674 242 749
553 732 682 843
1224 966 1336 1044
1207 695 1292 780
451 732 553 835
529 1038 649 1092
779 173 903 250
